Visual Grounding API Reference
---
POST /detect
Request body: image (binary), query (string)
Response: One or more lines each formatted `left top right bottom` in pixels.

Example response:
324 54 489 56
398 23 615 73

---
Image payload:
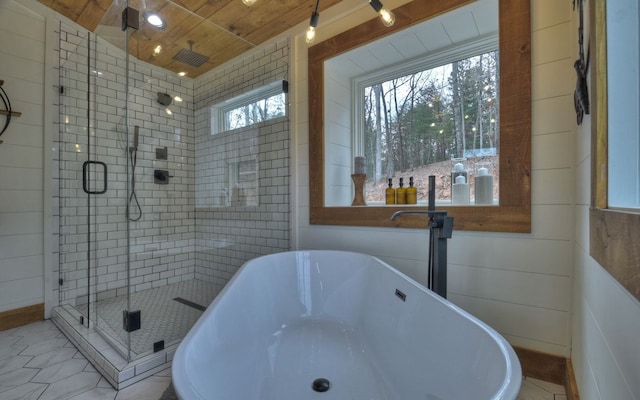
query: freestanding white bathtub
173 250 522 399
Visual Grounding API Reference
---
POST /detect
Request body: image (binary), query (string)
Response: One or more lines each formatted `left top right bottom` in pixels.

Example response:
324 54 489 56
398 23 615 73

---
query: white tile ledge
51 306 173 390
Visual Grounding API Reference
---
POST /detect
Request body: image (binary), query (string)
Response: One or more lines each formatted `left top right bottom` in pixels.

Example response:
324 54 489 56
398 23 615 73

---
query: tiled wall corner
194 38 291 284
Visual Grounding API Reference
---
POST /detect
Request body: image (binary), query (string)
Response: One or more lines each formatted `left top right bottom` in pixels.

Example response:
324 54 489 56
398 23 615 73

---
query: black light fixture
305 0 321 44
157 92 172 106
241 0 395 44
369 0 395 27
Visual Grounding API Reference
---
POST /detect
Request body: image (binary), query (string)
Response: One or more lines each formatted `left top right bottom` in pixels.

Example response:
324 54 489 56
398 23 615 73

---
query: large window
590 0 640 302
606 0 640 209
309 0 532 233
355 43 499 205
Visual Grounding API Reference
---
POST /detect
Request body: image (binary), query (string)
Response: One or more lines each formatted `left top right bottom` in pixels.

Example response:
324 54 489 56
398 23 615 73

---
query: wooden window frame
308 0 531 232
589 0 640 301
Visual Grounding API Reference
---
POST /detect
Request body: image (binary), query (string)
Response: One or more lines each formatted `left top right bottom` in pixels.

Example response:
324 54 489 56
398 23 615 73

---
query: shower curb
51 305 176 390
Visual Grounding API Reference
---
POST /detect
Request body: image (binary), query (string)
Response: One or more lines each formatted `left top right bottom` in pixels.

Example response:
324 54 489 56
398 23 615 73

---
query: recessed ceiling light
177 72 187 77
145 12 165 29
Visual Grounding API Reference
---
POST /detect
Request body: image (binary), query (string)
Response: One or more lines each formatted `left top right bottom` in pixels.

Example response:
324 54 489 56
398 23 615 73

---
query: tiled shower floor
50 279 222 389
75 280 222 359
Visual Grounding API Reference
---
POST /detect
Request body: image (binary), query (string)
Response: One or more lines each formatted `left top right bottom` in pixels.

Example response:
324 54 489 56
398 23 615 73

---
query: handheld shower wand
128 125 142 221
130 125 139 152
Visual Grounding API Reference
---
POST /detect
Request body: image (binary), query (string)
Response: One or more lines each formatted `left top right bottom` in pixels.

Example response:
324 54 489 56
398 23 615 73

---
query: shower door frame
58 24 136 362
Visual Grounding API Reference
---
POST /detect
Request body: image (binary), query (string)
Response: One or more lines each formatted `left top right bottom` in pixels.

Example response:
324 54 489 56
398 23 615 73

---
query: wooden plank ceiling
38 0 342 77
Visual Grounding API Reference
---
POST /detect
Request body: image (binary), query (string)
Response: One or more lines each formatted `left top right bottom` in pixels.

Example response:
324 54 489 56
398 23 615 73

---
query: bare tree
372 84 387 180
451 61 465 157
474 54 484 153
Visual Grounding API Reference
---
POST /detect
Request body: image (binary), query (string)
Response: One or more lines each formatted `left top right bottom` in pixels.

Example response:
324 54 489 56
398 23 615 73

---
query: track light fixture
369 0 395 27
241 0 395 44
305 0 321 44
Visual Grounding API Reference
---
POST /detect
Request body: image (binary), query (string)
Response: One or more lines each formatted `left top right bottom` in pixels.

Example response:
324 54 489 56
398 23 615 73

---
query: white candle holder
450 158 469 204
474 162 494 205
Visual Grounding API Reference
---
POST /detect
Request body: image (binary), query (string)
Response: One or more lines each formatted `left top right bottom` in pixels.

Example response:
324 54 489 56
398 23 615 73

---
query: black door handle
82 161 107 194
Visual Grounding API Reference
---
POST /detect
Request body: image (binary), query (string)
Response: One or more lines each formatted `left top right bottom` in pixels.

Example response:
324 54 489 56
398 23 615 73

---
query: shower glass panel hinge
123 310 141 332
122 7 139 31
154 340 165 353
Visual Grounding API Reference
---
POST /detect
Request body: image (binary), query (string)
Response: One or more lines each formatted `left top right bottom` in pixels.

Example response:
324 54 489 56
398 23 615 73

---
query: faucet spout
390 176 443 223
388 176 453 299
390 210 431 221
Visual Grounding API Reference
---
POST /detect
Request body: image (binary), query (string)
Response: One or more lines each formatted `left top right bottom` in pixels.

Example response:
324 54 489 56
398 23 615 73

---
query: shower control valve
154 169 173 184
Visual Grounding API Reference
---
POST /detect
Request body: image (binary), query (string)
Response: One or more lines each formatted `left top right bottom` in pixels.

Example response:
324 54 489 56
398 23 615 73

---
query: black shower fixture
157 92 172 106
154 169 172 185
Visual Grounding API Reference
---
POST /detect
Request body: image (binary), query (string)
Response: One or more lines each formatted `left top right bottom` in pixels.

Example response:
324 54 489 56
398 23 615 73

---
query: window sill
310 204 530 232
345 201 500 207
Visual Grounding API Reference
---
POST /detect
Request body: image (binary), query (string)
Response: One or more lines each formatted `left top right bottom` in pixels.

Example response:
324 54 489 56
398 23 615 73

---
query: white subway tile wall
194 39 290 285
53 23 290 305
55 23 196 306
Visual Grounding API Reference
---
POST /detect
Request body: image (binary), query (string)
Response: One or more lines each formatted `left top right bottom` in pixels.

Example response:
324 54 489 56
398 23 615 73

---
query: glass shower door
58 31 95 327
87 30 132 358
58 26 132 360
58 0 222 364
89 2 137 361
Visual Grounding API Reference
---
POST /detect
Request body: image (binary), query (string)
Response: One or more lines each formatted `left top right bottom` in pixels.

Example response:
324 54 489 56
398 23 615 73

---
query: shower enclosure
53 0 218 382
52 0 290 389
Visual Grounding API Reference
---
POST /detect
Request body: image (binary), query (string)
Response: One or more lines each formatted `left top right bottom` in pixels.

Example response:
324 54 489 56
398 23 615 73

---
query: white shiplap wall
0 0 47 313
323 60 352 206
293 0 575 357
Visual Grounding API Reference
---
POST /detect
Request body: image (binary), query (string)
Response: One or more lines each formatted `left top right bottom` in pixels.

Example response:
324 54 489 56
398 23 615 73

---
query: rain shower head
173 40 209 68
157 92 172 106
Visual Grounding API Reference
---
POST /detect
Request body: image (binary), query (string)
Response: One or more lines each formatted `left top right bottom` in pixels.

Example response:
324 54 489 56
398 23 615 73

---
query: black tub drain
312 378 331 393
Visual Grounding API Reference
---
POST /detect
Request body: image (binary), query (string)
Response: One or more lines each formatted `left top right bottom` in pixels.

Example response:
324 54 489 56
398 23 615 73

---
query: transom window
211 80 287 134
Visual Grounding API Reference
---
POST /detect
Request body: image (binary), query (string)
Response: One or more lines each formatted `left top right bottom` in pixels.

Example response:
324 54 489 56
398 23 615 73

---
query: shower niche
227 159 259 207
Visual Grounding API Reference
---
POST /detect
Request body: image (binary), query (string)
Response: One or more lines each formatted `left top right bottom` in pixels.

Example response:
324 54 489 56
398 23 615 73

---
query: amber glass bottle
407 176 417 204
385 178 396 204
396 177 407 204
